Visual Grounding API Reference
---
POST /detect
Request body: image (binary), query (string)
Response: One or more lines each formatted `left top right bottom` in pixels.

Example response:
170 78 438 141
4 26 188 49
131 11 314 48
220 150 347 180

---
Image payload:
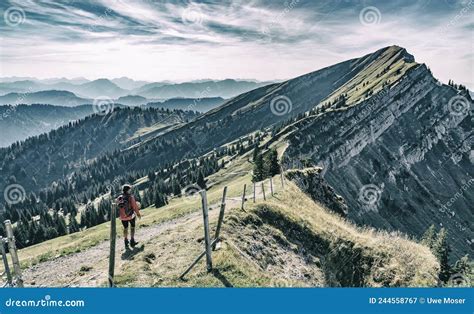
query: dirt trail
21 198 242 287
18 178 278 287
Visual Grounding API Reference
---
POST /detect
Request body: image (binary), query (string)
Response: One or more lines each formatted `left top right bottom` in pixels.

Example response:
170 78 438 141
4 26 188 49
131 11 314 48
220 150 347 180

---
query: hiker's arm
131 196 141 218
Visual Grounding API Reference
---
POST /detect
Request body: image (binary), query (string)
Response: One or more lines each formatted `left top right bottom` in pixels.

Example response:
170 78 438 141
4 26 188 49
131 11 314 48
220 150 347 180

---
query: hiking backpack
117 194 134 217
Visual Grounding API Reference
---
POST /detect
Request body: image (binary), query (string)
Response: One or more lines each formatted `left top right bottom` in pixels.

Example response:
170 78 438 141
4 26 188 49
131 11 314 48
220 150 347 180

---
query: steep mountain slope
0 107 198 198
0 104 95 147
110 47 403 174
281 46 473 257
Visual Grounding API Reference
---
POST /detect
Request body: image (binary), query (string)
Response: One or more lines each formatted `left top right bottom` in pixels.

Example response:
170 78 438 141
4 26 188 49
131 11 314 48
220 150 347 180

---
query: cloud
0 0 472 88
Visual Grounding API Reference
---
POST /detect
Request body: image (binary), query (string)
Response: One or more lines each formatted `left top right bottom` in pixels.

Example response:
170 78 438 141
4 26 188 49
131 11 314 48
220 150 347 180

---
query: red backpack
117 194 134 217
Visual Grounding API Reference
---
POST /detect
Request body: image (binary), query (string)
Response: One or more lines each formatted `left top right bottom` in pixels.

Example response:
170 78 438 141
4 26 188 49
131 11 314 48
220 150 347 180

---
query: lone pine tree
265 148 280 177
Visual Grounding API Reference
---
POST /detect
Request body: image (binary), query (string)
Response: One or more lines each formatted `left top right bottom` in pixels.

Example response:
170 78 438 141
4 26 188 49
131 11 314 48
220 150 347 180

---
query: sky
0 0 473 88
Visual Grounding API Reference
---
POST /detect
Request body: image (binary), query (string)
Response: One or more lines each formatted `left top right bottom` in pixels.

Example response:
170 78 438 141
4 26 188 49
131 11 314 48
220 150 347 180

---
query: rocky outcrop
285 167 348 216
284 51 473 258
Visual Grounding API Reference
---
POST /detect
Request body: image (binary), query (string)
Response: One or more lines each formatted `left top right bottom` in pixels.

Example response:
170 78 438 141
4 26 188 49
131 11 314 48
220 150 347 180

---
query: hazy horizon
0 75 278 84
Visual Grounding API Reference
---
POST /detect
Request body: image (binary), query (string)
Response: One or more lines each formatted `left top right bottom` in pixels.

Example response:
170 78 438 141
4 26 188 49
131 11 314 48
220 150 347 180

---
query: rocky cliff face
285 167 348 217
283 49 473 258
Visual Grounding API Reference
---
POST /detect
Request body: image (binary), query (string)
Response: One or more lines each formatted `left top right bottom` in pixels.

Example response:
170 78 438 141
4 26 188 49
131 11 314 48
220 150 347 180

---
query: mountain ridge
279 48 473 257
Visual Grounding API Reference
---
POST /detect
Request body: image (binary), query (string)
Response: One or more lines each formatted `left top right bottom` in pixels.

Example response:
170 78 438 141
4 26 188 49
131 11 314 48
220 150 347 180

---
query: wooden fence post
0 237 12 286
270 177 274 196
262 182 266 201
4 220 23 287
108 204 117 288
241 184 247 210
179 239 219 279
253 182 256 203
213 186 227 250
180 186 228 279
200 190 212 272
280 166 285 188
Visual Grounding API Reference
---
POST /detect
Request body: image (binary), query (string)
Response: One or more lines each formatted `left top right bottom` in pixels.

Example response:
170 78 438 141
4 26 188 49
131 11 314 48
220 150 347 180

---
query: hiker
117 184 141 248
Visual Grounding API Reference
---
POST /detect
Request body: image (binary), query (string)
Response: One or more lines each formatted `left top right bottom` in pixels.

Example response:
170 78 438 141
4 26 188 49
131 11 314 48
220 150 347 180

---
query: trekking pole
253 182 256 203
241 184 247 210
0 237 12 286
108 204 117 287
4 220 23 287
200 190 212 272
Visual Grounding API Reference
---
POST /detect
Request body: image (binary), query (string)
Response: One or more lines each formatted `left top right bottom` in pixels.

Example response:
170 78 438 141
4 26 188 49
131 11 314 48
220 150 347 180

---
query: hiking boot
124 238 129 248
130 239 138 248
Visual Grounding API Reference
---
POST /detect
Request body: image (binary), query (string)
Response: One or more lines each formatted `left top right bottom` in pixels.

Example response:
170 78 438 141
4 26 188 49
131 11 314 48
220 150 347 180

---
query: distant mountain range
0 104 95 147
0 77 272 104
135 79 272 99
0 89 227 114
0 90 91 107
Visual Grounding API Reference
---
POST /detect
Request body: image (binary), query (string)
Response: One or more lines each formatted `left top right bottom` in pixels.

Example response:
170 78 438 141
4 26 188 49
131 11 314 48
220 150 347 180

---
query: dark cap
122 184 132 194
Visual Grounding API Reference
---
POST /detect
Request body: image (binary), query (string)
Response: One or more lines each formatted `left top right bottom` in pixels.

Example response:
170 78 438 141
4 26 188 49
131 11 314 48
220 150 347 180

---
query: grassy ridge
112 177 439 287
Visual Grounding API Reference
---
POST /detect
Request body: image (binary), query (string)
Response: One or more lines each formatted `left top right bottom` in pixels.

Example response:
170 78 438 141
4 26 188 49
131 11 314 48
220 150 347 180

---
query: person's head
122 184 132 195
